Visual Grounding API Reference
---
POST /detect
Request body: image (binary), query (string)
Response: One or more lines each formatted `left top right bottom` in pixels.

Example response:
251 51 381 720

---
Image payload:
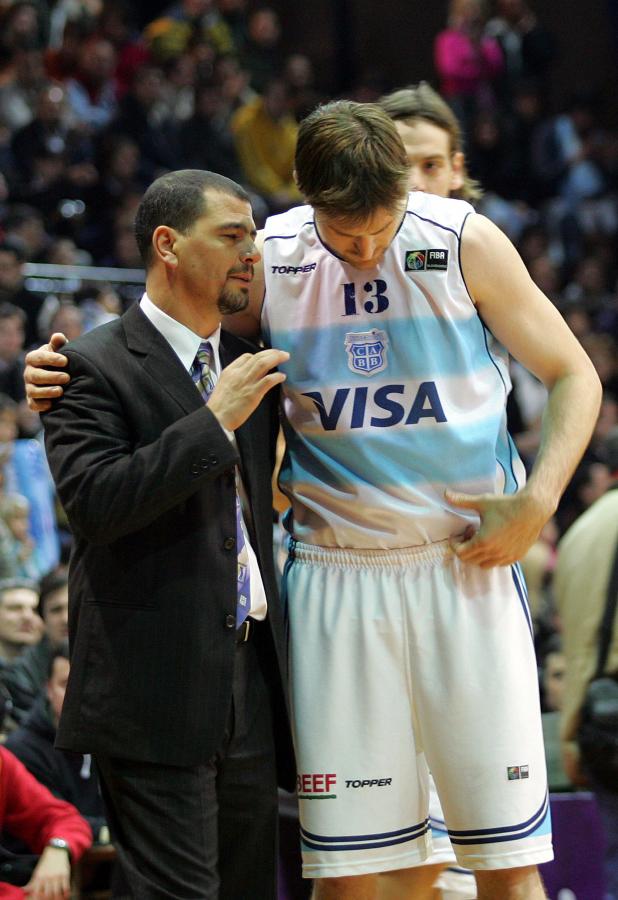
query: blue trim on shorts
448 794 549 845
510 564 533 639
429 816 448 836
300 818 429 852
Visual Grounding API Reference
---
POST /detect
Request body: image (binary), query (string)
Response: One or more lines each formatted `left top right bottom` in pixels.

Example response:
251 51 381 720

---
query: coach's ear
450 151 465 193
153 225 178 268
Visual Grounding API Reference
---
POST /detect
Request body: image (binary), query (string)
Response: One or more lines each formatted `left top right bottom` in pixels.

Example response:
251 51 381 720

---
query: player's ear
450 151 465 192
153 225 178 268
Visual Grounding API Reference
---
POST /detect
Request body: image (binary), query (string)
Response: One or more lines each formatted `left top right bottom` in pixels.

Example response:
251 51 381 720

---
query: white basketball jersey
262 192 526 549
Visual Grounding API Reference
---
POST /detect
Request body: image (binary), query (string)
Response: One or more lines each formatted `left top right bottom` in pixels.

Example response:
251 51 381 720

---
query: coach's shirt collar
139 293 222 377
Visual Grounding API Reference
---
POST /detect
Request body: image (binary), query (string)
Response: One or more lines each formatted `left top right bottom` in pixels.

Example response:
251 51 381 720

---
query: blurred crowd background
0 0 616 891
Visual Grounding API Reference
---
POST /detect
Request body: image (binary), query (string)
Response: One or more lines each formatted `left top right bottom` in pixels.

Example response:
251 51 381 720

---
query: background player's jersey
262 192 526 549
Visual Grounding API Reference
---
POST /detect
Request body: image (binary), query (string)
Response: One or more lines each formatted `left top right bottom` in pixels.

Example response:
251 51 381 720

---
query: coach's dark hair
294 101 409 223
134 169 250 268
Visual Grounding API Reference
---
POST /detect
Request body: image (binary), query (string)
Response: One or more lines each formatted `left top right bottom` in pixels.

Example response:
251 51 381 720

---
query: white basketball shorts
284 539 553 879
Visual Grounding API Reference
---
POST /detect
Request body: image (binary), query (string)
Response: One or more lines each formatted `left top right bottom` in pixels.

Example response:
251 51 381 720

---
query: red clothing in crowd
0 747 92 898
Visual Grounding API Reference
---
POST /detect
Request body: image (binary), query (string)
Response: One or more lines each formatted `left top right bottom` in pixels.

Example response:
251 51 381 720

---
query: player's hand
445 487 551 568
24 333 70 412
207 348 289 431
23 846 71 898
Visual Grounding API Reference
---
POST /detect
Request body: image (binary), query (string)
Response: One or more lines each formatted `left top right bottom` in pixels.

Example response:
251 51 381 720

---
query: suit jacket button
191 464 200 476
200 458 209 470
223 537 235 551
225 614 235 629
209 455 218 465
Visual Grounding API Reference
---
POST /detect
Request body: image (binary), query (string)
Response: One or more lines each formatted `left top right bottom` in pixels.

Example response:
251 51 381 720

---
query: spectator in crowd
434 0 504 141
283 53 323 123
106 63 180 177
0 248 44 351
2 569 68 723
63 36 118 132
74 284 121 333
179 78 244 181
96 0 150 99
44 302 84 345
44 236 90 267
485 0 556 108
0 306 40 440
47 0 103 52
554 425 618 899
0 46 48 133
231 76 301 213
143 0 244 66
531 90 613 268
0 579 40 666
158 51 198 123
0 742 91 898
555 456 612 536
213 52 256 115
241 6 283 93
6 641 108 843
9 83 69 184
0 493 42 580
539 635 566 714
0 1 46 68
0 392 60 569
537 633 570 791
0 392 19 458
0 304 28 406
43 18 84 83
2 204 50 263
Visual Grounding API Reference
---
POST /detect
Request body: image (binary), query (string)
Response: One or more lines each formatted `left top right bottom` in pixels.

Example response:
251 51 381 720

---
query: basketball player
377 81 481 900
25 102 600 900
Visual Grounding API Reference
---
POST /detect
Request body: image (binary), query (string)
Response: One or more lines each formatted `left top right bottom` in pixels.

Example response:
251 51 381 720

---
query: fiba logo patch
344 329 388 376
405 250 426 271
405 248 449 272
507 765 529 780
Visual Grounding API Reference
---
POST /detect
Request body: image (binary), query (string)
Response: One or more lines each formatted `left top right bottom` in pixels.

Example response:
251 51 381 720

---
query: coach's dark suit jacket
42 302 294 790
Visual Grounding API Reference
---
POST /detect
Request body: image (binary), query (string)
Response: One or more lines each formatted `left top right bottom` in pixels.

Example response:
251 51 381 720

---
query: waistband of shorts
288 539 452 570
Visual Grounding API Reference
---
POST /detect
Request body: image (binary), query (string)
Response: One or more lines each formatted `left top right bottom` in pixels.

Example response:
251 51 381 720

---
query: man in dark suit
40 169 294 899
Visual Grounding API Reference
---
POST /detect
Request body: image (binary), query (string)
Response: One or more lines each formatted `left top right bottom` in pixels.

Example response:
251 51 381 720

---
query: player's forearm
523 366 602 512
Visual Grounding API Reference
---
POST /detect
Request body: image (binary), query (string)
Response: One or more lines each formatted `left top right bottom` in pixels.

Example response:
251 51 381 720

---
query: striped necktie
191 341 251 628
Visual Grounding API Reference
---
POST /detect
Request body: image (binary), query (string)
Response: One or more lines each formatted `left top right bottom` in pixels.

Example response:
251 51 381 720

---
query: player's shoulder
263 204 314 240
407 191 473 212
406 192 475 234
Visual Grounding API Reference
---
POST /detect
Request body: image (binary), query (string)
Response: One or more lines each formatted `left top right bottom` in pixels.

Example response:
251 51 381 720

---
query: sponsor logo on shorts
297 773 337 798
404 248 449 272
270 263 317 275
507 764 529 780
345 778 393 789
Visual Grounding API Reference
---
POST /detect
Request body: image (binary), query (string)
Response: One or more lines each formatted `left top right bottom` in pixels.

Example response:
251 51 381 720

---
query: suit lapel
122 303 202 415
